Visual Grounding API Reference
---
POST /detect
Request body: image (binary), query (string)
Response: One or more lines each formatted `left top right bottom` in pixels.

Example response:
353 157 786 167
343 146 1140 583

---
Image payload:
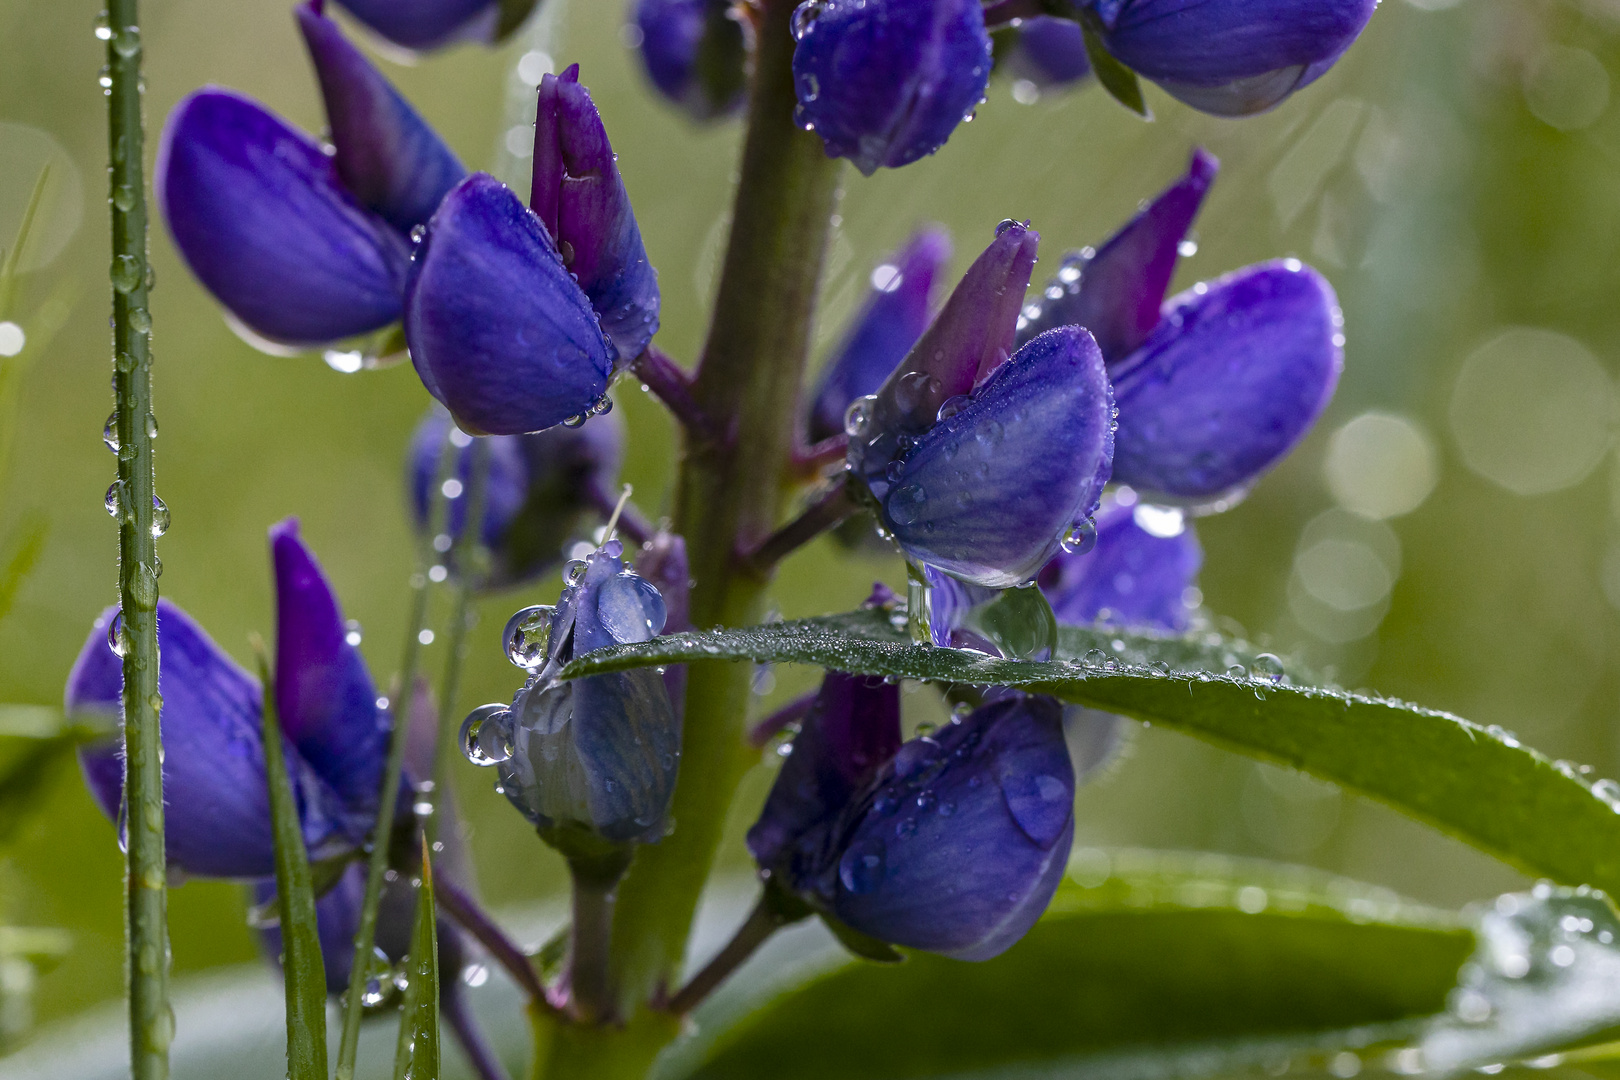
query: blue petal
157 90 410 346
809 228 951 442
1018 148 1218 363
531 66 662 364
633 0 748 119
271 520 389 829
407 412 531 549
67 601 350 878
1038 501 1203 630
792 0 993 175
297 2 466 234
1109 260 1342 502
330 0 497 51
883 327 1115 588
748 672 903 877
1005 16 1092 89
404 173 614 436
1096 0 1378 116
829 693 1074 960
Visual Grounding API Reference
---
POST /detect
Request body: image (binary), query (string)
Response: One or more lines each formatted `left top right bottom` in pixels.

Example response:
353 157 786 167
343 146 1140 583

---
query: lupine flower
631 0 748 120
844 221 1115 588
330 0 540 52
462 539 679 846
1079 0 1379 116
791 0 994 175
67 521 389 878
157 1 464 348
407 408 628 588
1003 16 1091 90
749 670 1074 960
634 531 692 714
1038 497 1202 631
807 228 952 444
1019 149 1342 505
405 66 659 435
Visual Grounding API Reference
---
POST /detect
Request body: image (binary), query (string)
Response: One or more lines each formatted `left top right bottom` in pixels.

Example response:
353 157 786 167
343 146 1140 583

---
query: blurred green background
2 0 1618 1057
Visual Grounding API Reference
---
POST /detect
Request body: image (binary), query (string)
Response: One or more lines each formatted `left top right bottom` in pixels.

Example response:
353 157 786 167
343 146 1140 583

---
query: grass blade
393 841 439 1080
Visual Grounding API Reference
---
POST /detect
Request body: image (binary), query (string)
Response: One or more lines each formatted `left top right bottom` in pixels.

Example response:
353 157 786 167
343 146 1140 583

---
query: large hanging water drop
461 705 514 767
502 605 555 670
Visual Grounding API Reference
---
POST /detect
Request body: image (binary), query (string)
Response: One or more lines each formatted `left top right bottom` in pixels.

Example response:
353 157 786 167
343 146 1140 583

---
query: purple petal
297 2 466 234
531 66 661 363
792 0 993 175
748 672 903 875
67 601 350 878
809 228 952 442
883 326 1115 589
1097 0 1378 116
330 0 498 51
404 173 614 436
1018 148 1218 363
829 693 1073 960
1109 260 1342 502
407 412 531 549
1037 501 1203 630
1005 16 1092 89
636 531 691 712
271 519 388 828
633 0 748 120
156 89 410 347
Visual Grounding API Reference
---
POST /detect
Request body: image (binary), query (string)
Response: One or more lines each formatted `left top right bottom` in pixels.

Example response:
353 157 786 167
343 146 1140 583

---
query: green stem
604 0 843 1036
565 861 620 1025
335 428 458 1079
103 1 169 1076
664 894 792 1016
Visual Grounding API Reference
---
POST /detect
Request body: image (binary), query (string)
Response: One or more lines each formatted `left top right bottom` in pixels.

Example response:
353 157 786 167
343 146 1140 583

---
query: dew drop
103 413 120 453
1060 518 1097 555
104 480 127 521
503 605 555 669
844 395 875 438
110 254 142 294
1251 653 1286 685
791 0 822 41
888 483 925 526
838 838 886 894
1226 664 1247 679
107 609 130 656
461 704 514 766
562 413 587 428
150 495 169 538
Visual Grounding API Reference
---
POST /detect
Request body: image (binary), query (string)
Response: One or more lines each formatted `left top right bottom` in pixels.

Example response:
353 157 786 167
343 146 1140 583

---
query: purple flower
405 66 658 435
1003 16 1091 90
66 521 388 879
631 0 748 120
157 2 463 348
1038 499 1203 631
407 408 627 588
846 222 1115 588
1081 0 1379 116
792 0 994 175
1020 151 1342 505
329 0 532 52
808 228 952 444
463 539 679 845
749 673 1073 961
404 175 615 437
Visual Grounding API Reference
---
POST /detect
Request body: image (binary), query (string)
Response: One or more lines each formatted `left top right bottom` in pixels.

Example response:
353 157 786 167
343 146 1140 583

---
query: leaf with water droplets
393 842 440 1080
558 607 1620 900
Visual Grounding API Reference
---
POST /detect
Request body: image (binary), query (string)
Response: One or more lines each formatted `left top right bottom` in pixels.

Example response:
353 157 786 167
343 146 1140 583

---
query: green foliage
257 649 329 1080
0 704 112 846
393 846 440 1080
559 608 1620 896
1077 14 1151 118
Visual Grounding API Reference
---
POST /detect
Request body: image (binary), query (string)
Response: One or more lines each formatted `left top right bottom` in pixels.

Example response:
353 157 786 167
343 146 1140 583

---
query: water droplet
591 393 613 416
113 26 141 57
410 224 428 244
564 559 588 585
107 609 129 656
994 218 1021 236
144 413 157 438
503 605 555 669
150 495 169 538
112 184 136 211
894 370 941 419
888 483 925 527
95 12 112 39
461 704 513 766
1226 664 1248 680
132 561 159 610
839 838 886 894
1592 778 1620 809
562 413 587 428
935 394 970 423
1251 653 1285 685
1082 648 1109 669
844 395 875 438
110 254 141 294
103 413 120 452
1060 518 1097 555
104 480 127 521
791 0 823 41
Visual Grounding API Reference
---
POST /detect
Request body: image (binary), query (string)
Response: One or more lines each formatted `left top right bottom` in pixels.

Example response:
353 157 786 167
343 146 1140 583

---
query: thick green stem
103 2 169 1076
565 865 618 1025
335 431 458 1079
604 0 843 1037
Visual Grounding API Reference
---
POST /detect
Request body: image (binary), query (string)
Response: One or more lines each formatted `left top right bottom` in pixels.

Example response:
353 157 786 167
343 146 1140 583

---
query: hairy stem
664 895 791 1015
566 857 625 1025
335 433 457 1079
605 0 844 1033
103 1 169 1075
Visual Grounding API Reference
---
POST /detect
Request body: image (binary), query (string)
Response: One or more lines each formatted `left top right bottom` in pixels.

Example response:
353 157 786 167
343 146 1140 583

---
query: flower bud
329 0 519 51
297 1 466 234
404 173 615 436
791 0 994 175
407 408 627 587
632 0 748 120
808 228 951 443
1087 0 1378 116
531 65 661 364
465 541 679 845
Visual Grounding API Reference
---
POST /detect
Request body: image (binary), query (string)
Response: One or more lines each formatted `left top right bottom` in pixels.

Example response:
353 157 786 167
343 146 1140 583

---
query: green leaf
495 0 542 40
393 844 440 1080
0 515 47 626
662 850 1473 1080
0 164 51 319
257 648 328 1080
1078 13 1151 118
558 608 1620 899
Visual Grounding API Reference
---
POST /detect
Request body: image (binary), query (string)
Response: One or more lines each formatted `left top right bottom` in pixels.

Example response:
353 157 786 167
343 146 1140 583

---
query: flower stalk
102 0 170 1075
